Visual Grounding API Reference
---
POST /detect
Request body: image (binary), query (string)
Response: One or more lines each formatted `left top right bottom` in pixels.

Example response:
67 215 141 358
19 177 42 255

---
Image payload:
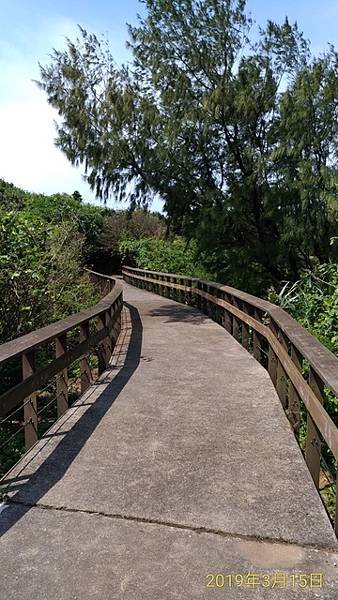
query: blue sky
1 0 337 210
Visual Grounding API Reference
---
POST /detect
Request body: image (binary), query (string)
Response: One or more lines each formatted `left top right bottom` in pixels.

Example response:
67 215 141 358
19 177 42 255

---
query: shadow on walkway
148 303 208 325
0 302 142 537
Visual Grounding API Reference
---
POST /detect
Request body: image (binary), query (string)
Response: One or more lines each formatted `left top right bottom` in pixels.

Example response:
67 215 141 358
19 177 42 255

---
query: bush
119 237 209 278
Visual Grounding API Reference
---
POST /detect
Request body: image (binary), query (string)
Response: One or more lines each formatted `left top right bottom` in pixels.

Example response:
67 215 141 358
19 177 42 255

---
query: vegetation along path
1 279 337 599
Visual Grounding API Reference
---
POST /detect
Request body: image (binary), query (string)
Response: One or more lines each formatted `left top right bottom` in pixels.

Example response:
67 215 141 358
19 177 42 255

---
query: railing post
305 368 324 489
268 318 278 385
80 322 91 394
270 321 288 409
232 298 241 342
252 310 261 361
104 310 113 364
241 304 249 349
276 333 289 409
268 346 278 386
170 276 175 300
110 302 120 349
223 293 232 333
196 281 202 312
56 334 68 417
289 345 302 434
96 313 108 375
22 351 38 449
214 290 221 325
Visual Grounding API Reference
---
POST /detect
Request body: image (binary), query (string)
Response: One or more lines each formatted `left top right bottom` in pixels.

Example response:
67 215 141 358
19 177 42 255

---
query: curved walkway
1 280 337 599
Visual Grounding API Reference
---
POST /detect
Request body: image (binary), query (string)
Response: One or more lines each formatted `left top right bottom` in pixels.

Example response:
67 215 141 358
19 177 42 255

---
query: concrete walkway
1 281 337 599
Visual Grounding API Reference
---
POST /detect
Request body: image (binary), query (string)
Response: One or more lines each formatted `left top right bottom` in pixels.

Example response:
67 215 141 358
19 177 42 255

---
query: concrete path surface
1 281 337 599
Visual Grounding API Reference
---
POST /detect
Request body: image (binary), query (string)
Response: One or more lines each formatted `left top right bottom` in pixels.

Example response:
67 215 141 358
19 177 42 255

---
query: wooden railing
0 271 123 455
123 265 338 534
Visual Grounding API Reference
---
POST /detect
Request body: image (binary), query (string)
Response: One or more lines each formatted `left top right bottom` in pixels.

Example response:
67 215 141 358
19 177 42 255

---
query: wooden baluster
96 313 108 375
252 309 262 361
105 310 112 364
276 331 289 409
305 368 324 489
289 345 302 434
268 318 278 385
206 285 210 316
202 283 206 314
55 334 68 417
22 351 38 449
214 291 221 324
195 281 200 312
232 298 241 342
268 346 278 386
179 279 184 304
172 276 176 300
114 300 122 341
80 322 91 394
223 293 232 333
241 304 250 350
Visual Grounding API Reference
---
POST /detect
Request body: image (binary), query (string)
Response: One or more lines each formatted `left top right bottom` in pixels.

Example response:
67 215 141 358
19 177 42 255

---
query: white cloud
0 15 164 212
0 18 106 203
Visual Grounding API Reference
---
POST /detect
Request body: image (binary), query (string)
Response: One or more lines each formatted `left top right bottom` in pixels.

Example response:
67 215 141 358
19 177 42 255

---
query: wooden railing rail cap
122 266 199 282
123 266 338 396
197 279 272 312
84 268 116 282
0 281 122 367
268 305 338 396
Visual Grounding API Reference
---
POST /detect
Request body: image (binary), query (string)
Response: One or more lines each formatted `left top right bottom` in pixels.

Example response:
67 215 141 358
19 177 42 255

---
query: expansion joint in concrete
6 498 338 555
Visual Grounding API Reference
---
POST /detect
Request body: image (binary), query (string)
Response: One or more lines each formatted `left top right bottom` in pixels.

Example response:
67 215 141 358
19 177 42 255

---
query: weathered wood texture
0 271 123 449
123 265 338 535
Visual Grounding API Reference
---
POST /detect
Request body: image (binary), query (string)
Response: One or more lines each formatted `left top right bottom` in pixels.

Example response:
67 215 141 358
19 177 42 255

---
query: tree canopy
38 0 338 292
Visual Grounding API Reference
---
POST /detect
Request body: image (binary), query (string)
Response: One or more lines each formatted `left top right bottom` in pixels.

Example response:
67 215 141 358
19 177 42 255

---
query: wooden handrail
122 265 338 534
0 271 123 451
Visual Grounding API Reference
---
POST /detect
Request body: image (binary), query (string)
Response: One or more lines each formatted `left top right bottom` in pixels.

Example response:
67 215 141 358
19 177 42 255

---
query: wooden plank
305 369 324 489
268 347 278 386
189 288 338 460
55 335 68 417
123 270 193 294
288 345 302 433
232 299 241 342
0 284 123 366
232 313 240 341
253 310 262 361
269 306 338 397
96 313 109 375
123 267 338 396
241 304 250 350
0 309 122 416
268 334 338 461
79 322 91 394
122 266 199 283
22 351 38 450
276 332 289 409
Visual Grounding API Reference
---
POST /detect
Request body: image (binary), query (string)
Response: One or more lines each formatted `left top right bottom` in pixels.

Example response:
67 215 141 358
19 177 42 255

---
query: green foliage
102 210 166 253
269 263 338 465
0 428 25 478
0 182 101 345
0 208 50 342
38 1 338 292
119 237 208 278
269 263 338 355
0 178 27 210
